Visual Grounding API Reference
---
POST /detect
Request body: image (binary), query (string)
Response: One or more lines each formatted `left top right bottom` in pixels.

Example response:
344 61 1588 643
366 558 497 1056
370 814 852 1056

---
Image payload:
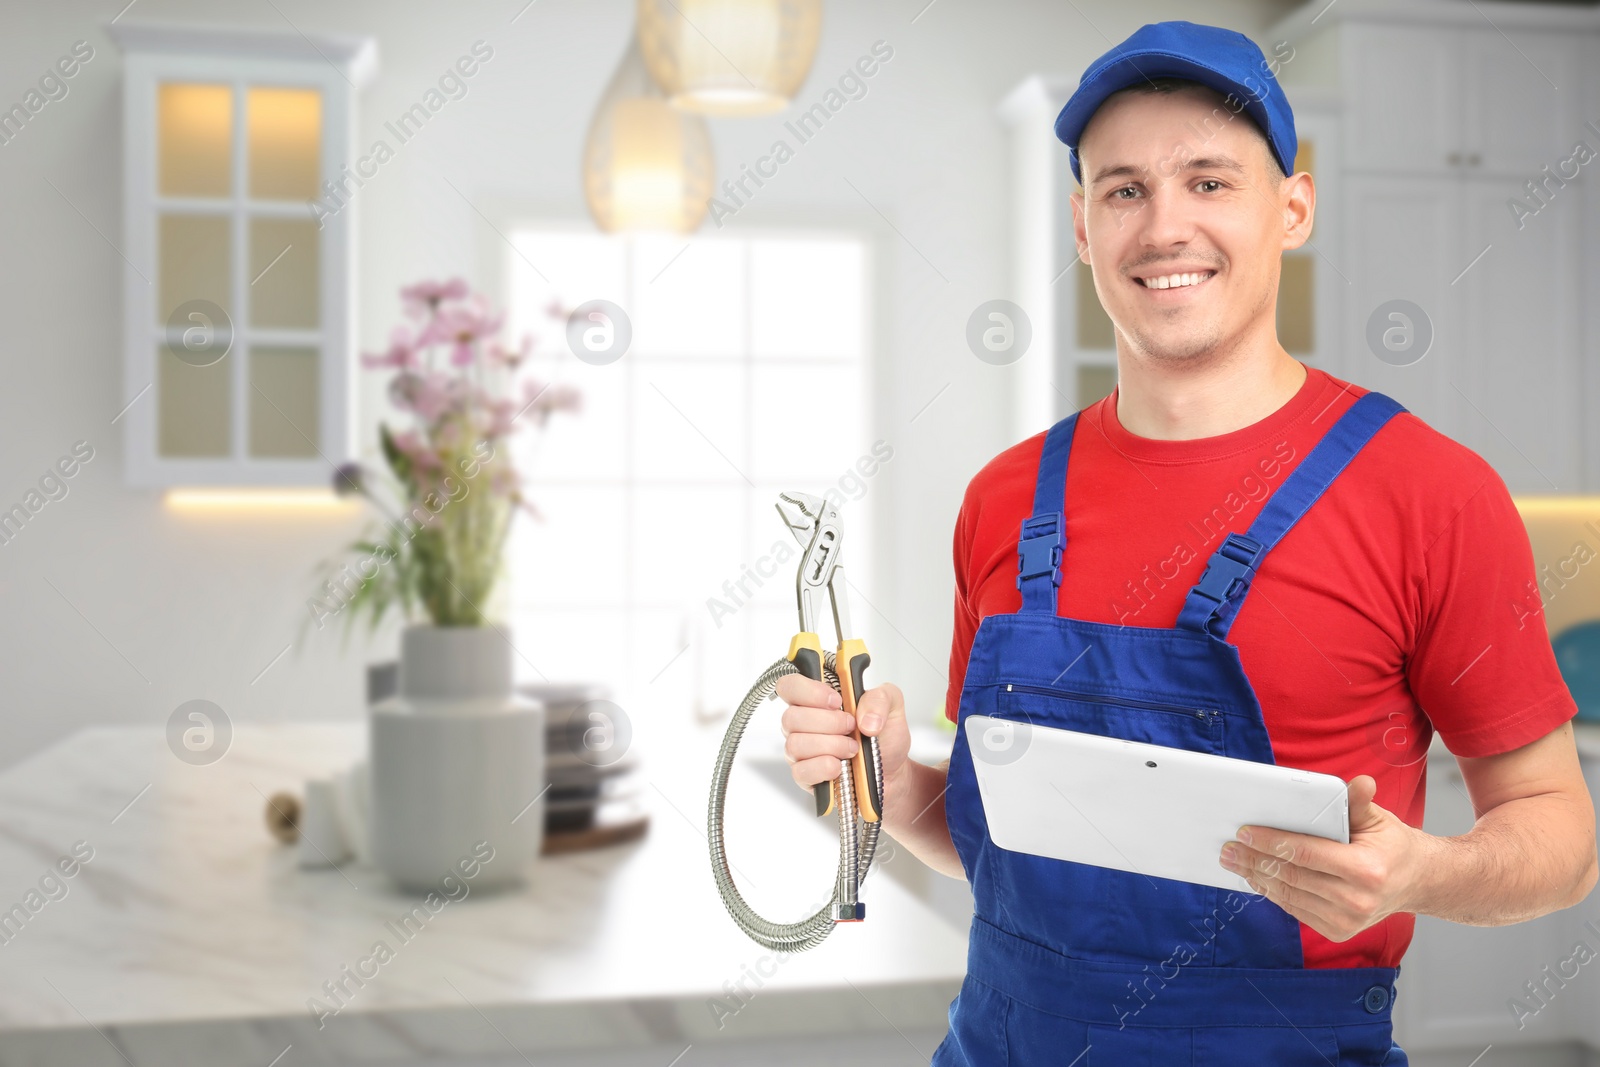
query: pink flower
423 298 505 367
434 417 464 449
482 397 517 439
389 372 456 423
361 326 417 370
516 378 582 427
489 333 534 368
391 430 443 473
401 278 469 319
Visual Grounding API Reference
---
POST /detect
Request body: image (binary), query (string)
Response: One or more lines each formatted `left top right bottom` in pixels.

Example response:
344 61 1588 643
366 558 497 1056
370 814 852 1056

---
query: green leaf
379 423 416 491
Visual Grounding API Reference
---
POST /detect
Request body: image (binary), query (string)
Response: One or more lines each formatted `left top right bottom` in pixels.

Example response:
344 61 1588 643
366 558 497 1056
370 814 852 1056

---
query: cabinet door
1454 172 1582 494
1459 29 1582 177
1341 173 1465 441
1394 758 1566 1050
1343 23 1463 174
116 37 364 488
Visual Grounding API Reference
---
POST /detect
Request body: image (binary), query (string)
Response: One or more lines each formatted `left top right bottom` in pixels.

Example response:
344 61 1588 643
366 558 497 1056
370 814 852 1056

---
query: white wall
0 0 1297 766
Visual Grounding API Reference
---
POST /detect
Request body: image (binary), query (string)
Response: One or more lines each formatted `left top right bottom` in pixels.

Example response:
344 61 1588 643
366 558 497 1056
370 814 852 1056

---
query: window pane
248 87 321 200
250 217 319 329
630 234 745 357
158 346 230 457
725 494 801 619
507 486 628 606
159 214 231 325
249 346 319 457
749 362 862 483
750 237 865 358
631 362 747 483
632 486 745 609
514 357 625 482
159 84 232 198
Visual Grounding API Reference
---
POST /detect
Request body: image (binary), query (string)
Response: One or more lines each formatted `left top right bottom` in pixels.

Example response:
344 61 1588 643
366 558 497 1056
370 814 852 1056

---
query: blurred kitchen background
2 0 1600 1065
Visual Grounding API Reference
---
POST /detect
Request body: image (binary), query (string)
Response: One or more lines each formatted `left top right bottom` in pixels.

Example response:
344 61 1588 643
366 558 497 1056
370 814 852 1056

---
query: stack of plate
518 682 646 850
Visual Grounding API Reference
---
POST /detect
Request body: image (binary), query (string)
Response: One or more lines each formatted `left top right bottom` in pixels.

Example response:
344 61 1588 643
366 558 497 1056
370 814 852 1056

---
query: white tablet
964 714 1348 894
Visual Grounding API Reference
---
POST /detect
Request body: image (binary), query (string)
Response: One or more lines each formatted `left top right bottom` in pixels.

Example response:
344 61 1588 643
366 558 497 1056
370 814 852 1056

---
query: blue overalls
934 391 1410 1066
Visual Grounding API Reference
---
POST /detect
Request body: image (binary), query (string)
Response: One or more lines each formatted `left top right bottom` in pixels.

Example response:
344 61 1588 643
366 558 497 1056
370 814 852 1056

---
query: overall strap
1176 391 1407 638
1016 411 1080 613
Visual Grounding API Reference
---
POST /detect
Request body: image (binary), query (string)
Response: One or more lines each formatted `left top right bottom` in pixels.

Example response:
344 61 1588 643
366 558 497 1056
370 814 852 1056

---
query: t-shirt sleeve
945 489 981 724
1408 467 1578 757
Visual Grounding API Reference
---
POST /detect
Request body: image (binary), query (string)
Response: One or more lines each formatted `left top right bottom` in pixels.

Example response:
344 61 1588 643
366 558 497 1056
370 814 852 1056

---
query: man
777 20 1596 1066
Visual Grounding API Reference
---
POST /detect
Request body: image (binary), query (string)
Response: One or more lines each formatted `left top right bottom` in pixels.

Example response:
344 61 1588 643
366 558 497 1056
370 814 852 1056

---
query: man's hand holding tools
777 673 910 819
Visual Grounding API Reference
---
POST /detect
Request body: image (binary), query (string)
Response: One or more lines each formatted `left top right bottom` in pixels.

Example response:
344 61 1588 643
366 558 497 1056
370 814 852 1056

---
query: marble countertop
0 721 967 1065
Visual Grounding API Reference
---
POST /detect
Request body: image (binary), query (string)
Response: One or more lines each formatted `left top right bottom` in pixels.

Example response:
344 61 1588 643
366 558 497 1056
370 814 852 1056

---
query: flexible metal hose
708 650 884 953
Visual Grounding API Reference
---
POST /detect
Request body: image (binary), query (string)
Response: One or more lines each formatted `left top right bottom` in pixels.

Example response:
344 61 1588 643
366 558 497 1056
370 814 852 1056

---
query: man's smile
1131 268 1218 296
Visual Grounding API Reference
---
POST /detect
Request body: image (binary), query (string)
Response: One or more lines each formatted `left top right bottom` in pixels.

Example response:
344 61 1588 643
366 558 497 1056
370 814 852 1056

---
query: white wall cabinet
1342 22 1463 176
1343 20 1584 180
109 23 376 487
1454 172 1583 494
1338 173 1465 449
1272 0 1600 494
1340 167 1584 493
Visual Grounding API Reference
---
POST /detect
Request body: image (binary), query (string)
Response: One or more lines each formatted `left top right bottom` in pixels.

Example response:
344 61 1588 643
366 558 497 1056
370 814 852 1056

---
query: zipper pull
1006 684 1013 692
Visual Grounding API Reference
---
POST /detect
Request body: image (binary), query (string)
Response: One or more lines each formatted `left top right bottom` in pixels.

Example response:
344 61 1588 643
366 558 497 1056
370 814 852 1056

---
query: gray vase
369 624 545 893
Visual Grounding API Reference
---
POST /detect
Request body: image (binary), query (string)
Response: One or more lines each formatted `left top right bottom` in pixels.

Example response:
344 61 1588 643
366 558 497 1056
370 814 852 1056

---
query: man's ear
1280 170 1315 252
1069 190 1091 264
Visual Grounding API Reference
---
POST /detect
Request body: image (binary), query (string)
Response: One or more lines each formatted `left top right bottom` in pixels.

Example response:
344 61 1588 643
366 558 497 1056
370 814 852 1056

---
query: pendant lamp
582 35 715 233
636 0 822 116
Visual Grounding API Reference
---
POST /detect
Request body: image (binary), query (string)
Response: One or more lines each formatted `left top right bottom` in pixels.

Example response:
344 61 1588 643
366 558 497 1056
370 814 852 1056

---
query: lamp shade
583 35 715 233
636 0 822 116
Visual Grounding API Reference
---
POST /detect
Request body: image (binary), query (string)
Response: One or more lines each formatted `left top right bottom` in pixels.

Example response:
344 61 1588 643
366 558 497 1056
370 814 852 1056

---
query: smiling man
776 19 1597 1067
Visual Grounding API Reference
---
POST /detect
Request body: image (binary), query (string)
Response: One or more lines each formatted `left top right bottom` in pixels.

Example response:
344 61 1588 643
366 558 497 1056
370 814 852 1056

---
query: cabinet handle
1447 151 1462 165
1466 152 1481 166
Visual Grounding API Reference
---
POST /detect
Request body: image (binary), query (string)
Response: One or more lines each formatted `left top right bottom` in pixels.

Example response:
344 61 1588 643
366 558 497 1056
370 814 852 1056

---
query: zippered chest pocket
998 683 1225 755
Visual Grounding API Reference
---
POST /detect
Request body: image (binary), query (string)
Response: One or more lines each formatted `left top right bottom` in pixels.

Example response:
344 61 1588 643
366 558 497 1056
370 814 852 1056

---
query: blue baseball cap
1054 20 1296 187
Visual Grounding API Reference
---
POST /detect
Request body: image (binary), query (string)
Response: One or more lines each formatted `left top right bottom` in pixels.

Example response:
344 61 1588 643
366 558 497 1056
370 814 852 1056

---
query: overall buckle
1190 532 1265 609
1016 512 1065 591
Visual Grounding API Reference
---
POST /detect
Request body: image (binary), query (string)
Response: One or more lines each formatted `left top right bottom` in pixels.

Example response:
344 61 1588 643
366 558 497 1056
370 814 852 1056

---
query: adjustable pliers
775 491 884 829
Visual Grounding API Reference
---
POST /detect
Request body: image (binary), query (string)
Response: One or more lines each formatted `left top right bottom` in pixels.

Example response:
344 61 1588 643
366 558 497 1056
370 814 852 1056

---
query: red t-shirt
944 363 1577 970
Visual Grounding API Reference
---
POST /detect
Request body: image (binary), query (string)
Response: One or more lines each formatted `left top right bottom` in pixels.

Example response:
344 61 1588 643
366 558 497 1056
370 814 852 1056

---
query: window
505 229 873 714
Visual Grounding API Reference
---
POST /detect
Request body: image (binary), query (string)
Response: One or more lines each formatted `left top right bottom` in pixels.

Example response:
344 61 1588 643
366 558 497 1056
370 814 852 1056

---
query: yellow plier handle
836 636 883 824
788 632 882 823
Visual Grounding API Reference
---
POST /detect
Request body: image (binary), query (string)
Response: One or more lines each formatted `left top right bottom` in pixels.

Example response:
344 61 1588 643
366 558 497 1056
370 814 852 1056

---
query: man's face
1071 85 1310 368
